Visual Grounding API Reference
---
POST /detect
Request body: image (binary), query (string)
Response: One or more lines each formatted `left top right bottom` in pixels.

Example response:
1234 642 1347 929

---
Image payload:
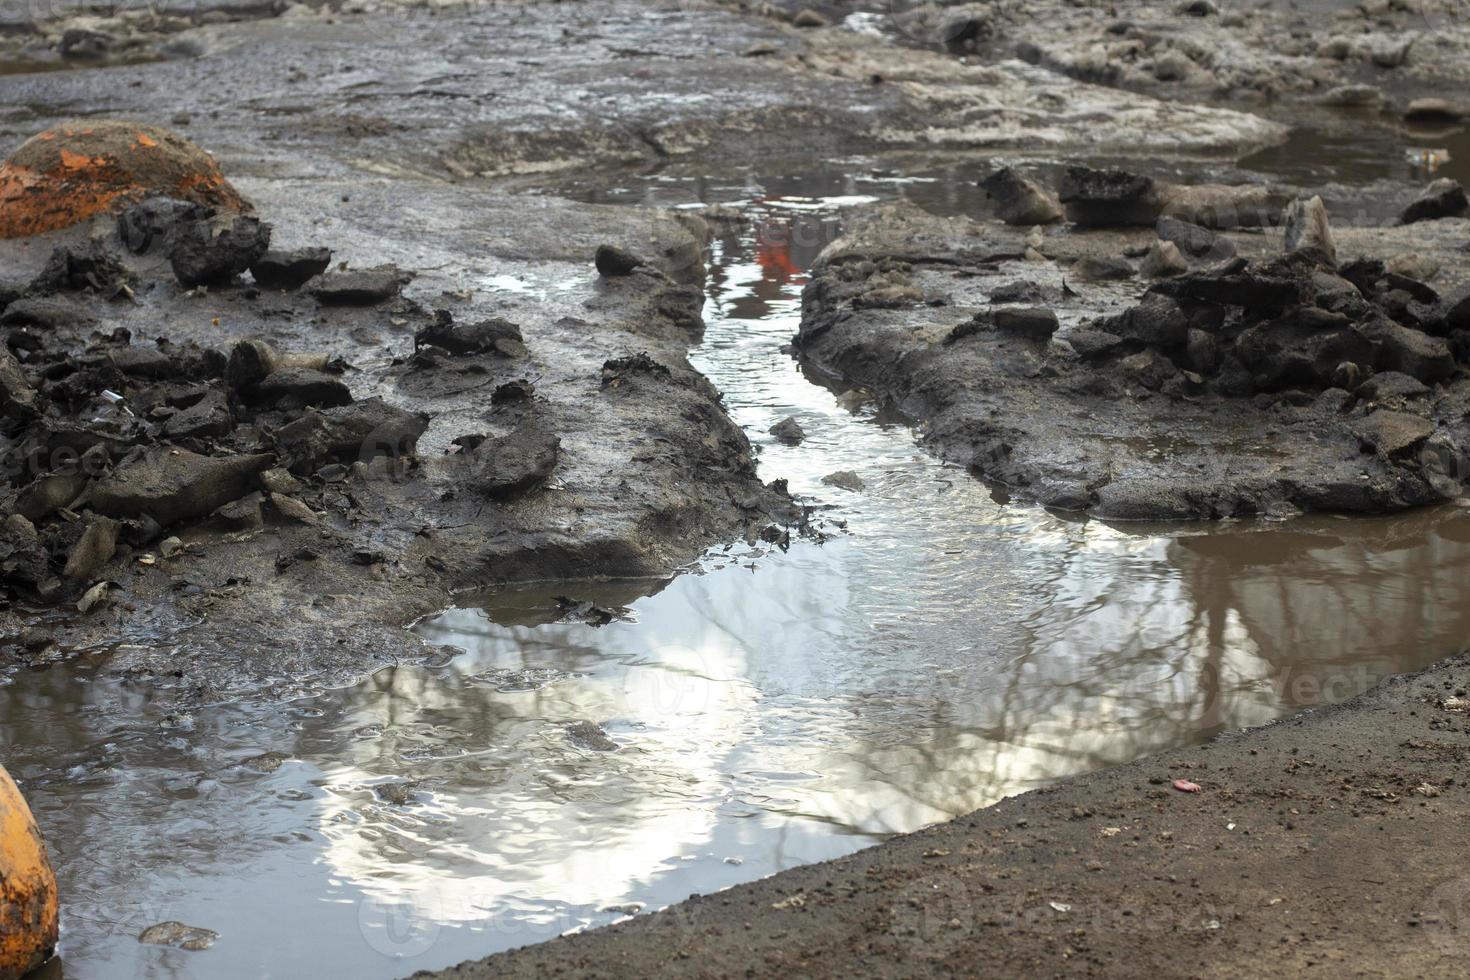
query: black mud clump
117 197 210 255
275 398 430 474
29 240 135 296
0 212 435 606
595 244 643 277
415 310 527 357
798 200 1470 520
250 247 332 290
169 214 273 288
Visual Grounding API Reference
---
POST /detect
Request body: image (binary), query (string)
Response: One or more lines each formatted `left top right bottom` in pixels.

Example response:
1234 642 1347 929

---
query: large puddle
4 169 1470 977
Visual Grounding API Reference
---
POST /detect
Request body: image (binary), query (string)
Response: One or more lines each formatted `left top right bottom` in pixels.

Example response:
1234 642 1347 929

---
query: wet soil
3 0 1470 977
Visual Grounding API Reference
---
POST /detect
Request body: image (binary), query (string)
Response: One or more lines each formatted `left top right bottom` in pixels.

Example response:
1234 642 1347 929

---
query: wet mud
2 0 1470 977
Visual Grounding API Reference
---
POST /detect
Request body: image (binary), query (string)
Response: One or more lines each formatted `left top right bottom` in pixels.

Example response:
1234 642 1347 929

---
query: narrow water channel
2 181 1469 978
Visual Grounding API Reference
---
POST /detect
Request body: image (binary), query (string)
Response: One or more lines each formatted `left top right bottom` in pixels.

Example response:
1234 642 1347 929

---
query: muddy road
1 0 1469 977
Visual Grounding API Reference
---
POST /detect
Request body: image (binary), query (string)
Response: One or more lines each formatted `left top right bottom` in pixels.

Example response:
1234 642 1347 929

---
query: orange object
0 763 57 979
0 119 247 238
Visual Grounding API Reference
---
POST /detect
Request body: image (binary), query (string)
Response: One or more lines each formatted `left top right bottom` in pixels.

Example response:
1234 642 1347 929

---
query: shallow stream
4 149 1470 977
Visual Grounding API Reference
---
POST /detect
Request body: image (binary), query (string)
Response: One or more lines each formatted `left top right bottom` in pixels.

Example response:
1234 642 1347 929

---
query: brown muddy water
3 165 1470 978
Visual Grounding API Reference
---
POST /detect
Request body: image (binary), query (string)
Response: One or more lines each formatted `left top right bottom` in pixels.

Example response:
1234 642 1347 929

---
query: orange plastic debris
0 119 247 238
1172 778 1202 793
0 763 58 979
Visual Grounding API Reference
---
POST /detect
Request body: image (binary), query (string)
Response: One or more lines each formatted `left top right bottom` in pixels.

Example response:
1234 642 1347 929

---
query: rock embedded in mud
0 347 37 417
1403 97 1462 123
1058 167 1163 227
29 240 134 295
1234 314 1374 391
60 516 118 581
0 121 246 239
1353 409 1435 457
84 448 274 527
169 215 272 288
1140 241 1188 278
988 280 1046 304
254 368 353 411
309 266 409 305
116 196 209 255
994 306 1060 341
160 389 233 440
275 397 429 474
601 352 674 389
1399 178 1469 225
1282 196 1336 265
249 247 332 289
1156 215 1232 260
1151 49 1193 82
979 168 1062 226
471 415 560 500
769 416 806 445
1065 327 1124 360
594 244 643 277
792 9 828 28
58 28 112 60
1366 319 1456 383
1102 294 1189 347
415 312 526 357
1 295 96 331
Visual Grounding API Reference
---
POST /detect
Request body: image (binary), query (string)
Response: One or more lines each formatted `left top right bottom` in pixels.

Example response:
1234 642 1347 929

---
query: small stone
822 470 865 492
1141 241 1188 278
1399 178 1469 225
1156 215 1232 259
1370 38 1412 69
1152 50 1193 82
1404 98 1462 123
58 27 112 59
769 417 806 445
792 9 828 28
1282 196 1336 265
161 389 234 440
254 368 353 411
159 536 184 558
1059 166 1164 227
594 244 643 277
249 247 332 289
309 266 408 305
979 167 1063 225
994 306 1060 341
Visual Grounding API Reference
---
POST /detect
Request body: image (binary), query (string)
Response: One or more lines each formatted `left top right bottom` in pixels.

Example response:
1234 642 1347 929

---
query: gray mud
3 0 1470 977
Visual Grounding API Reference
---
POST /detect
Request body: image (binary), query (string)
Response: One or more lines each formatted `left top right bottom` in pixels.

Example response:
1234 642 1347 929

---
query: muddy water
4 168 1470 977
